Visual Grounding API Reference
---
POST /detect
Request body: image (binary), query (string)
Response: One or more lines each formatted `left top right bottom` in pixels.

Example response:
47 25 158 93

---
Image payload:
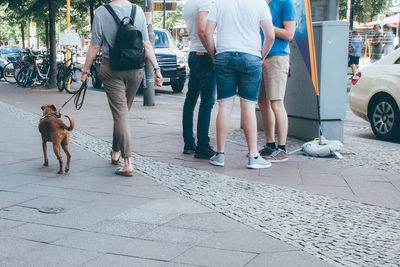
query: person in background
348 30 363 76
382 24 394 56
258 0 296 163
204 0 275 169
182 0 216 159
370 24 383 63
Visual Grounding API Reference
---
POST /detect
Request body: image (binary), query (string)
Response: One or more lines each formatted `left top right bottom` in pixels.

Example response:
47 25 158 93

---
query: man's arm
197 11 209 51
81 43 101 83
274 20 296 41
204 20 217 60
143 40 163 87
260 19 275 59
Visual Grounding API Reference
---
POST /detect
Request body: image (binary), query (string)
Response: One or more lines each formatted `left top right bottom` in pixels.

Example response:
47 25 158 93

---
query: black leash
60 79 88 112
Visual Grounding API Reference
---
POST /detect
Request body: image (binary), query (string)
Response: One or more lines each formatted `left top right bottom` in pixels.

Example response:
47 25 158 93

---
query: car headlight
177 56 186 68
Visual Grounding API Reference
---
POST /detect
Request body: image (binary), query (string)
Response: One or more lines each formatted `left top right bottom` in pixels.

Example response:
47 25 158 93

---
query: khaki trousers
99 59 144 158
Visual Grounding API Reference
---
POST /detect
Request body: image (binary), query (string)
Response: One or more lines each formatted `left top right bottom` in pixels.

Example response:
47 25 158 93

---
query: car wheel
0 67 3 79
368 95 400 141
91 66 102 89
171 82 184 93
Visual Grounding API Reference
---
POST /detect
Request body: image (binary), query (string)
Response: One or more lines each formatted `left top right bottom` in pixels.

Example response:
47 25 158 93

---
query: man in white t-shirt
182 0 216 160
204 0 275 169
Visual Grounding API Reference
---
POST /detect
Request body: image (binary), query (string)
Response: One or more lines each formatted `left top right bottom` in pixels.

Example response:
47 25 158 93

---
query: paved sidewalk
0 110 331 266
1 82 400 266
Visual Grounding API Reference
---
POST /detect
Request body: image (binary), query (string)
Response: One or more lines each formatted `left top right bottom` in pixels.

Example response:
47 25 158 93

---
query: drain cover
38 207 66 214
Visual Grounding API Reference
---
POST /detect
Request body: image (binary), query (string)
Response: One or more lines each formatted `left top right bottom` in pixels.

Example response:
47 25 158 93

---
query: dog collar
40 112 61 121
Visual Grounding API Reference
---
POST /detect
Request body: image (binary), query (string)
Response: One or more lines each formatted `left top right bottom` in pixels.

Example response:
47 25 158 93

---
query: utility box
284 21 349 141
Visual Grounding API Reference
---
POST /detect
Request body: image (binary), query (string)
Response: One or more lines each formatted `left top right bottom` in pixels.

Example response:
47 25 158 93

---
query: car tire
0 67 3 79
91 66 102 89
171 82 184 93
368 95 400 141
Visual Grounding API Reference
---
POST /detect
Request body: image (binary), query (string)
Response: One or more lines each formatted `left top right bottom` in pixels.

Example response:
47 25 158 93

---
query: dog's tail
64 115 74 131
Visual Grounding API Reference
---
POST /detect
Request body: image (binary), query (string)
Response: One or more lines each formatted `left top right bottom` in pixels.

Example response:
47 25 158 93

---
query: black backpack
104 4 145 70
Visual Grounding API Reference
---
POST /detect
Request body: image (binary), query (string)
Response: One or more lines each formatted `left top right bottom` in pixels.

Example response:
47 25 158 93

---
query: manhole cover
38 207 66 214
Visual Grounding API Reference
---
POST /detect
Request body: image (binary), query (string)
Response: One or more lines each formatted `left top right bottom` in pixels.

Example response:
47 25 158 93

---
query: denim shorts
214 52 262 103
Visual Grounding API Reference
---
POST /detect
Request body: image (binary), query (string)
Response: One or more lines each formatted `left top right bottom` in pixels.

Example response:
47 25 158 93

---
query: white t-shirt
208 0 272 57
184 0 212 53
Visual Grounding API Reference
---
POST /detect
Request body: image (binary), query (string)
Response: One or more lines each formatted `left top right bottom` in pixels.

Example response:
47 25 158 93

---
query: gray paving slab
85 219 157 238
135 198 214 215
0 223 77 243
33 202 137 229
171 246 257 267
18 195 86 211
54 231 191 261
2 244 100 267
198 230 298 254
0 205 52 222
83 254 166 267
0 191 38 209
165 213 256 233
245 250 334 267
0 236 44 258
0 174 36 190
300 173 349 187
141 225 213 245
113 207 181 225
0 218 25 232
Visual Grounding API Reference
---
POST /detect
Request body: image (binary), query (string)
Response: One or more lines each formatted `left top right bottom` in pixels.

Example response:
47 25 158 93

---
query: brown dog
39 104 74 174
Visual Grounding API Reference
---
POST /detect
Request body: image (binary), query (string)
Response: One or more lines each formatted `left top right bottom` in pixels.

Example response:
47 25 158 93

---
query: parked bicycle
57 48 82 94
16 50 50 87
3 50 29 84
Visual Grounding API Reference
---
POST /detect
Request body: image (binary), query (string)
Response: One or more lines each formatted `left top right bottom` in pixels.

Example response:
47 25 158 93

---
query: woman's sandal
110 151 121 165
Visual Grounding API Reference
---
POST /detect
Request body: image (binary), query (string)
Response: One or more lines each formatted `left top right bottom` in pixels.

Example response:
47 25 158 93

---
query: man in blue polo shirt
258 0 296 162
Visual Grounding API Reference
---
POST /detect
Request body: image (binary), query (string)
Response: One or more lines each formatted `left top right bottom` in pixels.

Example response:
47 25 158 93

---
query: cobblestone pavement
2 101 400 267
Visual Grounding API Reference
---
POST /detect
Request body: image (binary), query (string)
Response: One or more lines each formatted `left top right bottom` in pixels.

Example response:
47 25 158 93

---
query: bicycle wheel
22 67 34 87
3 62 17 84
64 67 82 94
16 65 29 87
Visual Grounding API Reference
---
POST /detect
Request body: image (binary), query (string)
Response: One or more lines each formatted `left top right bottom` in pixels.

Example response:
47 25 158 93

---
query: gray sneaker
209 153 225 167
247 154 272 169
264 149 288 162
259 145 275 157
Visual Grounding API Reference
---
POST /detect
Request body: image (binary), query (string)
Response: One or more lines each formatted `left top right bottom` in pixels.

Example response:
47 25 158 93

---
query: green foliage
153 1 184 30
339 0 391 23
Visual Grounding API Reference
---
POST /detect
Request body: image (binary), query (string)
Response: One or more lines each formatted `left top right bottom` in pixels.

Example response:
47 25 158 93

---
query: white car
349 48 400 141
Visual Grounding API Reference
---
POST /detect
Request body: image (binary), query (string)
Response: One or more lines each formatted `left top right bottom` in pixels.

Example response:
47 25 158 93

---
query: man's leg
258 97 275 144
270 99 288 148
182 53 200 154
215 98 234 153
195 55 216 159
240 99 258 156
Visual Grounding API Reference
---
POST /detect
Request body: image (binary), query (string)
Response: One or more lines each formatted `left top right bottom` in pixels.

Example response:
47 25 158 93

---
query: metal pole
144 0 155 106
66 0 71 90
163 0 166 29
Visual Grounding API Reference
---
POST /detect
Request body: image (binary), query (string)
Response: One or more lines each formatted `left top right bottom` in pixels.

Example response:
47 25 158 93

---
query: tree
153 1 184 29
339 0 391 24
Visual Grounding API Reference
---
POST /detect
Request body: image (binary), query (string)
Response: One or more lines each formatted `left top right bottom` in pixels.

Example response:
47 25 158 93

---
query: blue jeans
183 52 216 146
214 52 262 103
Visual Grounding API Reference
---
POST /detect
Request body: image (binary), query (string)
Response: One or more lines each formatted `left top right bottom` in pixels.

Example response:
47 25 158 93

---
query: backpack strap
130 4 137 26
104 4 121 25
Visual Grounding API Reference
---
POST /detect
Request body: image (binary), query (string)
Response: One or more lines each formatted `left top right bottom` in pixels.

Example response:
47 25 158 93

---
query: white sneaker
209 153 225 167
247 154 272 169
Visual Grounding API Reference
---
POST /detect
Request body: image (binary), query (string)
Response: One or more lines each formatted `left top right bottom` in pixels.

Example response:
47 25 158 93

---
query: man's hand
154 69 163 87
81 71 90 84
